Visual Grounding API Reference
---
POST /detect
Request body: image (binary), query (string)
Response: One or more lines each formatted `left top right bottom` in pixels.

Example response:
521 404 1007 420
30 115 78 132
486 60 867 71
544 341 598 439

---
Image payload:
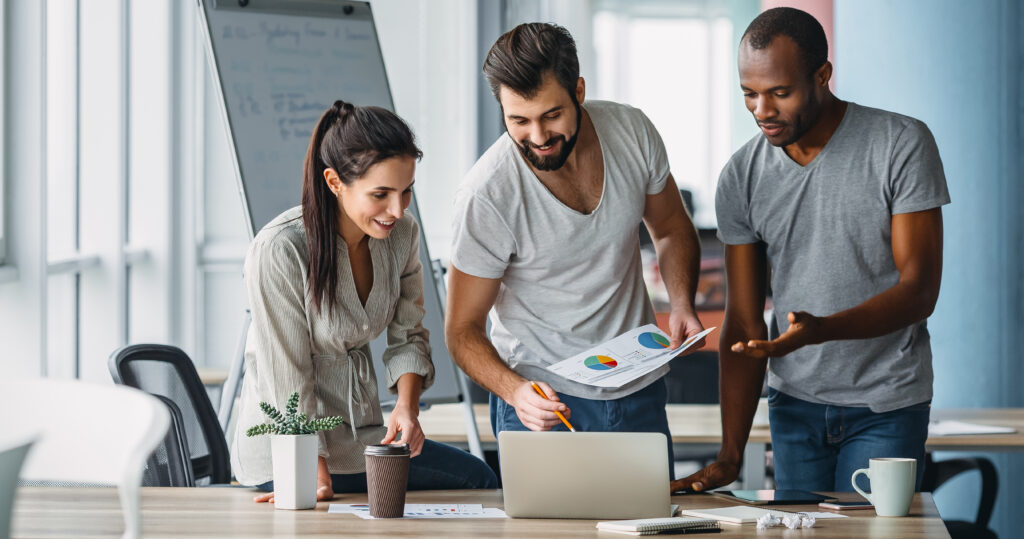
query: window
36 0 173 381
593 11 734 228
0 0 6 267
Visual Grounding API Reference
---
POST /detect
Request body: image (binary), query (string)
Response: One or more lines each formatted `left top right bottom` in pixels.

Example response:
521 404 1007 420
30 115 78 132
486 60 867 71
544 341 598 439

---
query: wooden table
11 486 951 537
418 404 1024 488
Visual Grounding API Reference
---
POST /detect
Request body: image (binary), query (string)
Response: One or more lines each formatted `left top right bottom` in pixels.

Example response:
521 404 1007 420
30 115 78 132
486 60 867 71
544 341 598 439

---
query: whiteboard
198 0 464 406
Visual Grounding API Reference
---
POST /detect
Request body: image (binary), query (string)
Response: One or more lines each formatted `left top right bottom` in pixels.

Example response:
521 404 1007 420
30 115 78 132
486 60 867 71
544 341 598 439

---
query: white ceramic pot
270 434 318 510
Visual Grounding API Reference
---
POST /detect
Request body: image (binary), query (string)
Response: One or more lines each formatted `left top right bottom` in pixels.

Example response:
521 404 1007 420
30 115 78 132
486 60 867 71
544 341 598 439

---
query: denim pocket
766 387 782 407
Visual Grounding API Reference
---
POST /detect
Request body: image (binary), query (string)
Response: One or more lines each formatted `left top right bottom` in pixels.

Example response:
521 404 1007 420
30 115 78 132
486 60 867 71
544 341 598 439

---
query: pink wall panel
760 0 835 90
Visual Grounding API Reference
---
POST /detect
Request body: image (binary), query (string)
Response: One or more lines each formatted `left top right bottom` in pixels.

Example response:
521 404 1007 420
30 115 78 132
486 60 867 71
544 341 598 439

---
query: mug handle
851 468 872 503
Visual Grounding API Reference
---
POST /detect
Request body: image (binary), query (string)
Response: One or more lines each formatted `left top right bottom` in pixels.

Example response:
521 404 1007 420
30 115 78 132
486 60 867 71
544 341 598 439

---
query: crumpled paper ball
756 513 782 529
755 512 816 530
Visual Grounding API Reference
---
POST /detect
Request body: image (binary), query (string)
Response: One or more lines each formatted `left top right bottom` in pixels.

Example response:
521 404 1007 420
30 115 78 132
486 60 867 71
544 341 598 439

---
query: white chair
1 378 169 539
0 436 35 539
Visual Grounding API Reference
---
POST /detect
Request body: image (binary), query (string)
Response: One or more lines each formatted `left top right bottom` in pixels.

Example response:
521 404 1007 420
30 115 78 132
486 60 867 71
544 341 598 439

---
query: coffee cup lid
364 443 410 456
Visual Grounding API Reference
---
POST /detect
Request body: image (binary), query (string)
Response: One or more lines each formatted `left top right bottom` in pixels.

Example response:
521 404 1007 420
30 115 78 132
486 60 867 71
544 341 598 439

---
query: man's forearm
446 325 525 403
818 279 939 343
718 320 768 464
651 224 700 312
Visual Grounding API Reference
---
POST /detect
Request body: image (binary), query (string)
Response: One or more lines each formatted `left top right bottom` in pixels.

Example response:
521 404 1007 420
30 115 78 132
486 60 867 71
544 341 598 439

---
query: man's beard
512 100 582 171
773 92 821 147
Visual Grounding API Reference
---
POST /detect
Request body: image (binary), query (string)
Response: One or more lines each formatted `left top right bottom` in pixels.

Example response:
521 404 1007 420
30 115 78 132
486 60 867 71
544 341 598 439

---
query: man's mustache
521 135 565 149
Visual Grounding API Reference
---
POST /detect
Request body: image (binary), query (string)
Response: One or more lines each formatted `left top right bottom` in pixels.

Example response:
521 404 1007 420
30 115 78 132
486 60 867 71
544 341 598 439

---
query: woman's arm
380 218 435 397
381 373 426 456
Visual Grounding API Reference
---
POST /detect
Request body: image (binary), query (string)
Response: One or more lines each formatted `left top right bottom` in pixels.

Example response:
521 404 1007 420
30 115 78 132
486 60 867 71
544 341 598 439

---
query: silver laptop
498 431 671 519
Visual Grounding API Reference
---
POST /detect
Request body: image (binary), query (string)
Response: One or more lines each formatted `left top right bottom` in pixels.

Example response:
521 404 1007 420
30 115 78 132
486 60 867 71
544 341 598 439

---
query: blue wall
835 0 1022 536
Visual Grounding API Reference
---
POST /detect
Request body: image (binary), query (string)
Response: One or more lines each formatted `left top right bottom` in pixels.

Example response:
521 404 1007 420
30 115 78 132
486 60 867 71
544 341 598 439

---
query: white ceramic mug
851 458 917 517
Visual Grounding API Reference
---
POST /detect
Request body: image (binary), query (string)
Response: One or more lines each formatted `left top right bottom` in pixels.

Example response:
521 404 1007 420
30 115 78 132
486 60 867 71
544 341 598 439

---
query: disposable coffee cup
364 443 411 518
851 458 916 517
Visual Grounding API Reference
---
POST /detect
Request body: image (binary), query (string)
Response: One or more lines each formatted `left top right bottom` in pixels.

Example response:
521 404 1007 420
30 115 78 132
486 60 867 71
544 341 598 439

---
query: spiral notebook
596 517 721 535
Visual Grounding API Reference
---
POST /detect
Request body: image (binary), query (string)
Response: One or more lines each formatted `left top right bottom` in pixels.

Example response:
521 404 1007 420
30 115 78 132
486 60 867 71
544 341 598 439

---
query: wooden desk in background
418 404 1024 488
418 403 772 445
12 486 951 538
196 367 228 386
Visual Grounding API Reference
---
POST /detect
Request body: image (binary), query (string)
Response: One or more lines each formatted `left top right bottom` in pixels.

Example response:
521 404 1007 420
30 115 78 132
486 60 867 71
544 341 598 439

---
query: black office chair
109 344 232 485
143 396 195 487
921 453 999 539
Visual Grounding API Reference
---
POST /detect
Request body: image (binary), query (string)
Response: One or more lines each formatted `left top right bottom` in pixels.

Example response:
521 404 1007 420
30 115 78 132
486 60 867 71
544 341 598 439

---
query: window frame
0 0 7 268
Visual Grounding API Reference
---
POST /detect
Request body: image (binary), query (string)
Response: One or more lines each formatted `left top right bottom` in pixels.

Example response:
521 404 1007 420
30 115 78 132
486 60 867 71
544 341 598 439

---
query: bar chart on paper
547 325 716 388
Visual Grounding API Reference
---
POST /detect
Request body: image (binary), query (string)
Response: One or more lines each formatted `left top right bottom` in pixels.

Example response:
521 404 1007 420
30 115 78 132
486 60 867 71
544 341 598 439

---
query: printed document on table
329 503 508 519
546 325 716 388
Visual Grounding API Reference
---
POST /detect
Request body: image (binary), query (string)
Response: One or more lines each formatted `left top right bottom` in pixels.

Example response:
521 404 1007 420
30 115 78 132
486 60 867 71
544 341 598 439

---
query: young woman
231 100 497 501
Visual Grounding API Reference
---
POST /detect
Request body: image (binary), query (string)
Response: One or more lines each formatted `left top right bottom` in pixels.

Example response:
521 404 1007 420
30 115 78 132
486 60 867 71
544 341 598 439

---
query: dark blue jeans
490 378 675 479
767 387 930 492
256 439 498 493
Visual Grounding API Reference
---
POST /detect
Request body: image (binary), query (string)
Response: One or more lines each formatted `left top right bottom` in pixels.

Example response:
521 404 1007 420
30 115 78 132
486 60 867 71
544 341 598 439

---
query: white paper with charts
546 325 716 388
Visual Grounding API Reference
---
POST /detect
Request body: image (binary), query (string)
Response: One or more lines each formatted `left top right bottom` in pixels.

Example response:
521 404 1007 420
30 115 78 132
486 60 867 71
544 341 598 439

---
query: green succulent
245 391 345 436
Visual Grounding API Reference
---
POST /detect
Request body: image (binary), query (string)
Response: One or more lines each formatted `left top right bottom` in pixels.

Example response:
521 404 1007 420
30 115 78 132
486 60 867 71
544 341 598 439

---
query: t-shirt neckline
776 101 855 172
510 102 608 218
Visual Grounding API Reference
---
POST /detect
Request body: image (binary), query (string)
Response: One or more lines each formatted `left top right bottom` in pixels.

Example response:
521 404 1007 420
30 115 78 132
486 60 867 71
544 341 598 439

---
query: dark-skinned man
673 7 948 493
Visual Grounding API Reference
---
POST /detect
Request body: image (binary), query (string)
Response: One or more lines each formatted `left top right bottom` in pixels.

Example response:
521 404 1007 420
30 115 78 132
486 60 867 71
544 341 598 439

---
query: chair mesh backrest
109 345 231 484
124 361 209 462
142 396 194 487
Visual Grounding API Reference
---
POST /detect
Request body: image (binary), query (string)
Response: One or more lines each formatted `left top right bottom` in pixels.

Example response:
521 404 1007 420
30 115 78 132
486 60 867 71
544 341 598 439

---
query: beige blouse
231 206 434 485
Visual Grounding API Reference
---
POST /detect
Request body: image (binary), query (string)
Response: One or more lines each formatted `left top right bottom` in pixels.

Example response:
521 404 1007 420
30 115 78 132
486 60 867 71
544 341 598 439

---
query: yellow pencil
531 382 576 432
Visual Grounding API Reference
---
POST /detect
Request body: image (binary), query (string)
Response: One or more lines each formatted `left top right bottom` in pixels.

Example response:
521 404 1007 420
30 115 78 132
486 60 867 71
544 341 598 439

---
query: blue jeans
490 378 675 479
767 387 930 492
256 439 497 493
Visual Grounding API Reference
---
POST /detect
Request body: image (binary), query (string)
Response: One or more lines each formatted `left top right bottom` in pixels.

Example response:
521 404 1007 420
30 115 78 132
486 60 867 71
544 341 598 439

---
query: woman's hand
253 456 334 503
382 401 425 457
316 456 334 501
253 491 274 503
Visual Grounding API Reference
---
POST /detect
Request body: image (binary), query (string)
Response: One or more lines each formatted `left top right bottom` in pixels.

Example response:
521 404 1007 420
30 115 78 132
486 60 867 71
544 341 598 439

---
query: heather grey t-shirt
715 103 950 413
451 100 670 400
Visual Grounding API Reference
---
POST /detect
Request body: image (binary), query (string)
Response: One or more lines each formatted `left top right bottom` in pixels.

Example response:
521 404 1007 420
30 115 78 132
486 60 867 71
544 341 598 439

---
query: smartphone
819 501 874 511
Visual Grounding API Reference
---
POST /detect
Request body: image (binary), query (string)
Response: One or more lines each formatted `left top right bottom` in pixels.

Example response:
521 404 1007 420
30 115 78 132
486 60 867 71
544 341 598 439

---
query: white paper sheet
546 325 716 388
928 420 1016 436
328 503 508 519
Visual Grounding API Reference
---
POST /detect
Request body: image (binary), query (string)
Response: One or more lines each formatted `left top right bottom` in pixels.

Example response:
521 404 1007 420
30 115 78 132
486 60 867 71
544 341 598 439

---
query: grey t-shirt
715 103 950 412
451 100 670 400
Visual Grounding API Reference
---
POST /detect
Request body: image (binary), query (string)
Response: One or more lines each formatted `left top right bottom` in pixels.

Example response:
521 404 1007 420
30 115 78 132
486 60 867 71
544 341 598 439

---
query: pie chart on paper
584 355 618 370
638 332 670 350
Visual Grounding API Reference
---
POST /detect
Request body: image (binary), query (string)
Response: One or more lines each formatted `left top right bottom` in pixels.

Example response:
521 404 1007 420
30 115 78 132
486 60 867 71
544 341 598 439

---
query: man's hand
510 380 571 431
731 311 823 359
668 307 706 352
382 402 426 457
669 460 740 493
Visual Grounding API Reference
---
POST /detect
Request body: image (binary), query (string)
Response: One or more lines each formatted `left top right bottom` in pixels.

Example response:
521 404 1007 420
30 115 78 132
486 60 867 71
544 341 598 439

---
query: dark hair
301 100 422 315
482 22 579 101
741 7 828 77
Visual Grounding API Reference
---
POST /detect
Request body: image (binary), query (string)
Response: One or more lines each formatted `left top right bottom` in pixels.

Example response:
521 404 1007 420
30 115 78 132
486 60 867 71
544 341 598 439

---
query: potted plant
246 391 344 510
